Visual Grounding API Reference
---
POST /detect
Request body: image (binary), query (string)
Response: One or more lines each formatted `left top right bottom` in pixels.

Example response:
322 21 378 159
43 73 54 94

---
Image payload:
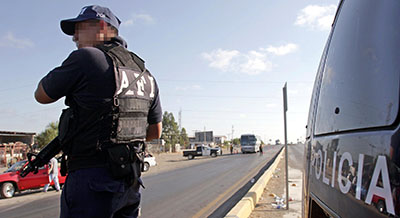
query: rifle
20 137 63 177
21 107 78 177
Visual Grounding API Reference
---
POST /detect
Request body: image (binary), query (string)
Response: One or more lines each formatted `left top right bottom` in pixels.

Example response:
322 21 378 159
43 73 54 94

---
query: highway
0 145 284 218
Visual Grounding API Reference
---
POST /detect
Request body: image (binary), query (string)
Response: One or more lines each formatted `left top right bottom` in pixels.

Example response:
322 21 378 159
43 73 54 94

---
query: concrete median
224 147 286 218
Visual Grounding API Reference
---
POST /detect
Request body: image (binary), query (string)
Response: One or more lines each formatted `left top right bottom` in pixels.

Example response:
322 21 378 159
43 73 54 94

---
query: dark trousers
60 167 140 218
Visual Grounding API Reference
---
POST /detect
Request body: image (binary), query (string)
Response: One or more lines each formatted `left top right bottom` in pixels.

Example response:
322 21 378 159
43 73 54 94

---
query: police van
303 0 400 217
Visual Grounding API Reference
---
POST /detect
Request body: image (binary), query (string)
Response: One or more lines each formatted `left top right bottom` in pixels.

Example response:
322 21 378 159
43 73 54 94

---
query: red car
0 160 66 198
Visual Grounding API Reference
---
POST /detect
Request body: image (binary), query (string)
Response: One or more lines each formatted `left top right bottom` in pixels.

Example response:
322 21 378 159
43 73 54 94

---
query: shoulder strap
129 52 145 72
95 44 148 99
96 44 145 71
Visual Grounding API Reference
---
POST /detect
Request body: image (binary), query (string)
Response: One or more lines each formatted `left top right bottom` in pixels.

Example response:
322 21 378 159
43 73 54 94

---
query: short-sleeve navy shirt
41 37 162 125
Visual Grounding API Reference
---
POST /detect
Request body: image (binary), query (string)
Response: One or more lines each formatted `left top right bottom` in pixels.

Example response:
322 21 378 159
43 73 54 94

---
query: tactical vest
96 44 154 143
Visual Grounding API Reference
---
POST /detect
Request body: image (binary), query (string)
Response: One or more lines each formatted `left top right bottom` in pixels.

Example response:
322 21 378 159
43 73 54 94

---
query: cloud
0 32 34 49
202 43 298 75
176 85 202 91
122 13 155 26
192 85 201 90
202 49 240 71
239 51 272 75
295 5 337 31
266 103 277 108
288 89 299 96
123 20 134 26
263 43 298 56
202 48 272 75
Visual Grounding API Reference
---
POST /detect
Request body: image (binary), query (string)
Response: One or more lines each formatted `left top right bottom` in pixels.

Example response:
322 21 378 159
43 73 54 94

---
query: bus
240 134 261 153
304 0 400 217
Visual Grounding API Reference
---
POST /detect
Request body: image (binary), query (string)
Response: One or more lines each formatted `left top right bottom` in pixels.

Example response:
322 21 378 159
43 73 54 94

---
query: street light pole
283 82 289 210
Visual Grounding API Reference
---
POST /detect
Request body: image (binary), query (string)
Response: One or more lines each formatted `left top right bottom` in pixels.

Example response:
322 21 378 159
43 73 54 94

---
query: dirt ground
249 155 303 218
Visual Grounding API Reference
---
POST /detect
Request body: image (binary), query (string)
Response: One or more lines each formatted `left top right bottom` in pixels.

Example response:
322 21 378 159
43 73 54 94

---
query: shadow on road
0 189 42 200
0 187 60 200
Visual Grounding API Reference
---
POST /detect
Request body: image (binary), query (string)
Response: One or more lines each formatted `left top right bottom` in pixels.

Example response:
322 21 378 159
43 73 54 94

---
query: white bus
240 134 261 153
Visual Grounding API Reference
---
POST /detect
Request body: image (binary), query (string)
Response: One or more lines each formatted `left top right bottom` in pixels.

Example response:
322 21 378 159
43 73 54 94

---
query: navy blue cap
60 5 121 35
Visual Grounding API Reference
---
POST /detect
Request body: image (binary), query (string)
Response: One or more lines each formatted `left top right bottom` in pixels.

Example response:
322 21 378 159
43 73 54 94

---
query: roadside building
0 131 35 167
214 135 226 145
195 131 213 144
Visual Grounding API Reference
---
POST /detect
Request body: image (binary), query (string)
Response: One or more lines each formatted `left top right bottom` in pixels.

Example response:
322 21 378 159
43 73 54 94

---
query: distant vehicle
143 153 157 172
0 160 66 198
183 145 221 160
240 134 261 153
303 1 400 217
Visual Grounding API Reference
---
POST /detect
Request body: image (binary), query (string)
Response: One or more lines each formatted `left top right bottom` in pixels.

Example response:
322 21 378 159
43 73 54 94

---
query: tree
179 128 189 149
36 121 58 149
232 138 240 145
161 111 180 152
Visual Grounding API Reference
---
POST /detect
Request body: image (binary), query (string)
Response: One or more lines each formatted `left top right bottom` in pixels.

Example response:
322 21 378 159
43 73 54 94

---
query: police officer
34 5 162 218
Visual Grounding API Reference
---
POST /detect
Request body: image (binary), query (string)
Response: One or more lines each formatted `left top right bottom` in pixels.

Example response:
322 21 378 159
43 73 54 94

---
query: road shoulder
249 148 302 218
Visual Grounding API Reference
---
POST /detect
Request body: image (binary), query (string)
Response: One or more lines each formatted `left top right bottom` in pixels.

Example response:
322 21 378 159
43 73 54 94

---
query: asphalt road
0 189 61 218
140 145 283 218
0 145 283 218
288 143 304 171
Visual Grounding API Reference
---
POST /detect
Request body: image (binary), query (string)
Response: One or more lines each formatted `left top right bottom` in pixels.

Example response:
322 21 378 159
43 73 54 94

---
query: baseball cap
60 5 121 35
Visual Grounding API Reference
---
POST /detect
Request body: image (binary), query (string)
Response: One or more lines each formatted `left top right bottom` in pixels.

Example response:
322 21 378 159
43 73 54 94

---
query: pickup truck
0 160 66 198
183 146 222 160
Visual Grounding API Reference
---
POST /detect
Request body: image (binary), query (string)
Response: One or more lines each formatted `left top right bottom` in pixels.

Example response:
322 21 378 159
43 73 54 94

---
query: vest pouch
106 144 134 179
112 97 150 144
115 117 148 143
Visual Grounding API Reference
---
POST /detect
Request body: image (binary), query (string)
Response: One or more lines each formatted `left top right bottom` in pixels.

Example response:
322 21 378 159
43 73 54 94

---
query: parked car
183 145 221 160
143 153 157 172
0 160 66 198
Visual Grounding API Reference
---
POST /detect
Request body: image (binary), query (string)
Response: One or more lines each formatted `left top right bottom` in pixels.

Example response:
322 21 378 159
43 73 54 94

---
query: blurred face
73 20 101 48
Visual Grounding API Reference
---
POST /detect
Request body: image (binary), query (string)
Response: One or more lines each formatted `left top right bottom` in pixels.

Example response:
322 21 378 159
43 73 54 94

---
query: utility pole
179 108 182 131
231 125 234 142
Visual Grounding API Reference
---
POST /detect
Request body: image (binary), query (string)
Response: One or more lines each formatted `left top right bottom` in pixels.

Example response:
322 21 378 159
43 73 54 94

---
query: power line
166 109 307 114
162 94 280 99
158 79 313 84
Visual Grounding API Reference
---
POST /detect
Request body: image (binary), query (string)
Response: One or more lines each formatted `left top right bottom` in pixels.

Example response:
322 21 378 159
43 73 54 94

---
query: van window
315 0 400 135
306 35 331 138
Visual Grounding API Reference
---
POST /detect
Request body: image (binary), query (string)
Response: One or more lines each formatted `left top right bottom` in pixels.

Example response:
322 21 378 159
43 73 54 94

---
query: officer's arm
35 81 56 104
146 122 162 141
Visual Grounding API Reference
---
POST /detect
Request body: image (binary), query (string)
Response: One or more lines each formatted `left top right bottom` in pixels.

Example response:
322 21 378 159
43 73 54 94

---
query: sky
0 0 339 143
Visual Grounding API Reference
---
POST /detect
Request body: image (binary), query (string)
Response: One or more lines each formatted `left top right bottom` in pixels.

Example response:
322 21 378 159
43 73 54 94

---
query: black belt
67 153 108 172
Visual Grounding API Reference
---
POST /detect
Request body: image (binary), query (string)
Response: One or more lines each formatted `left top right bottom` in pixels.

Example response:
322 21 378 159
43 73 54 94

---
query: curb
224 147 286 218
